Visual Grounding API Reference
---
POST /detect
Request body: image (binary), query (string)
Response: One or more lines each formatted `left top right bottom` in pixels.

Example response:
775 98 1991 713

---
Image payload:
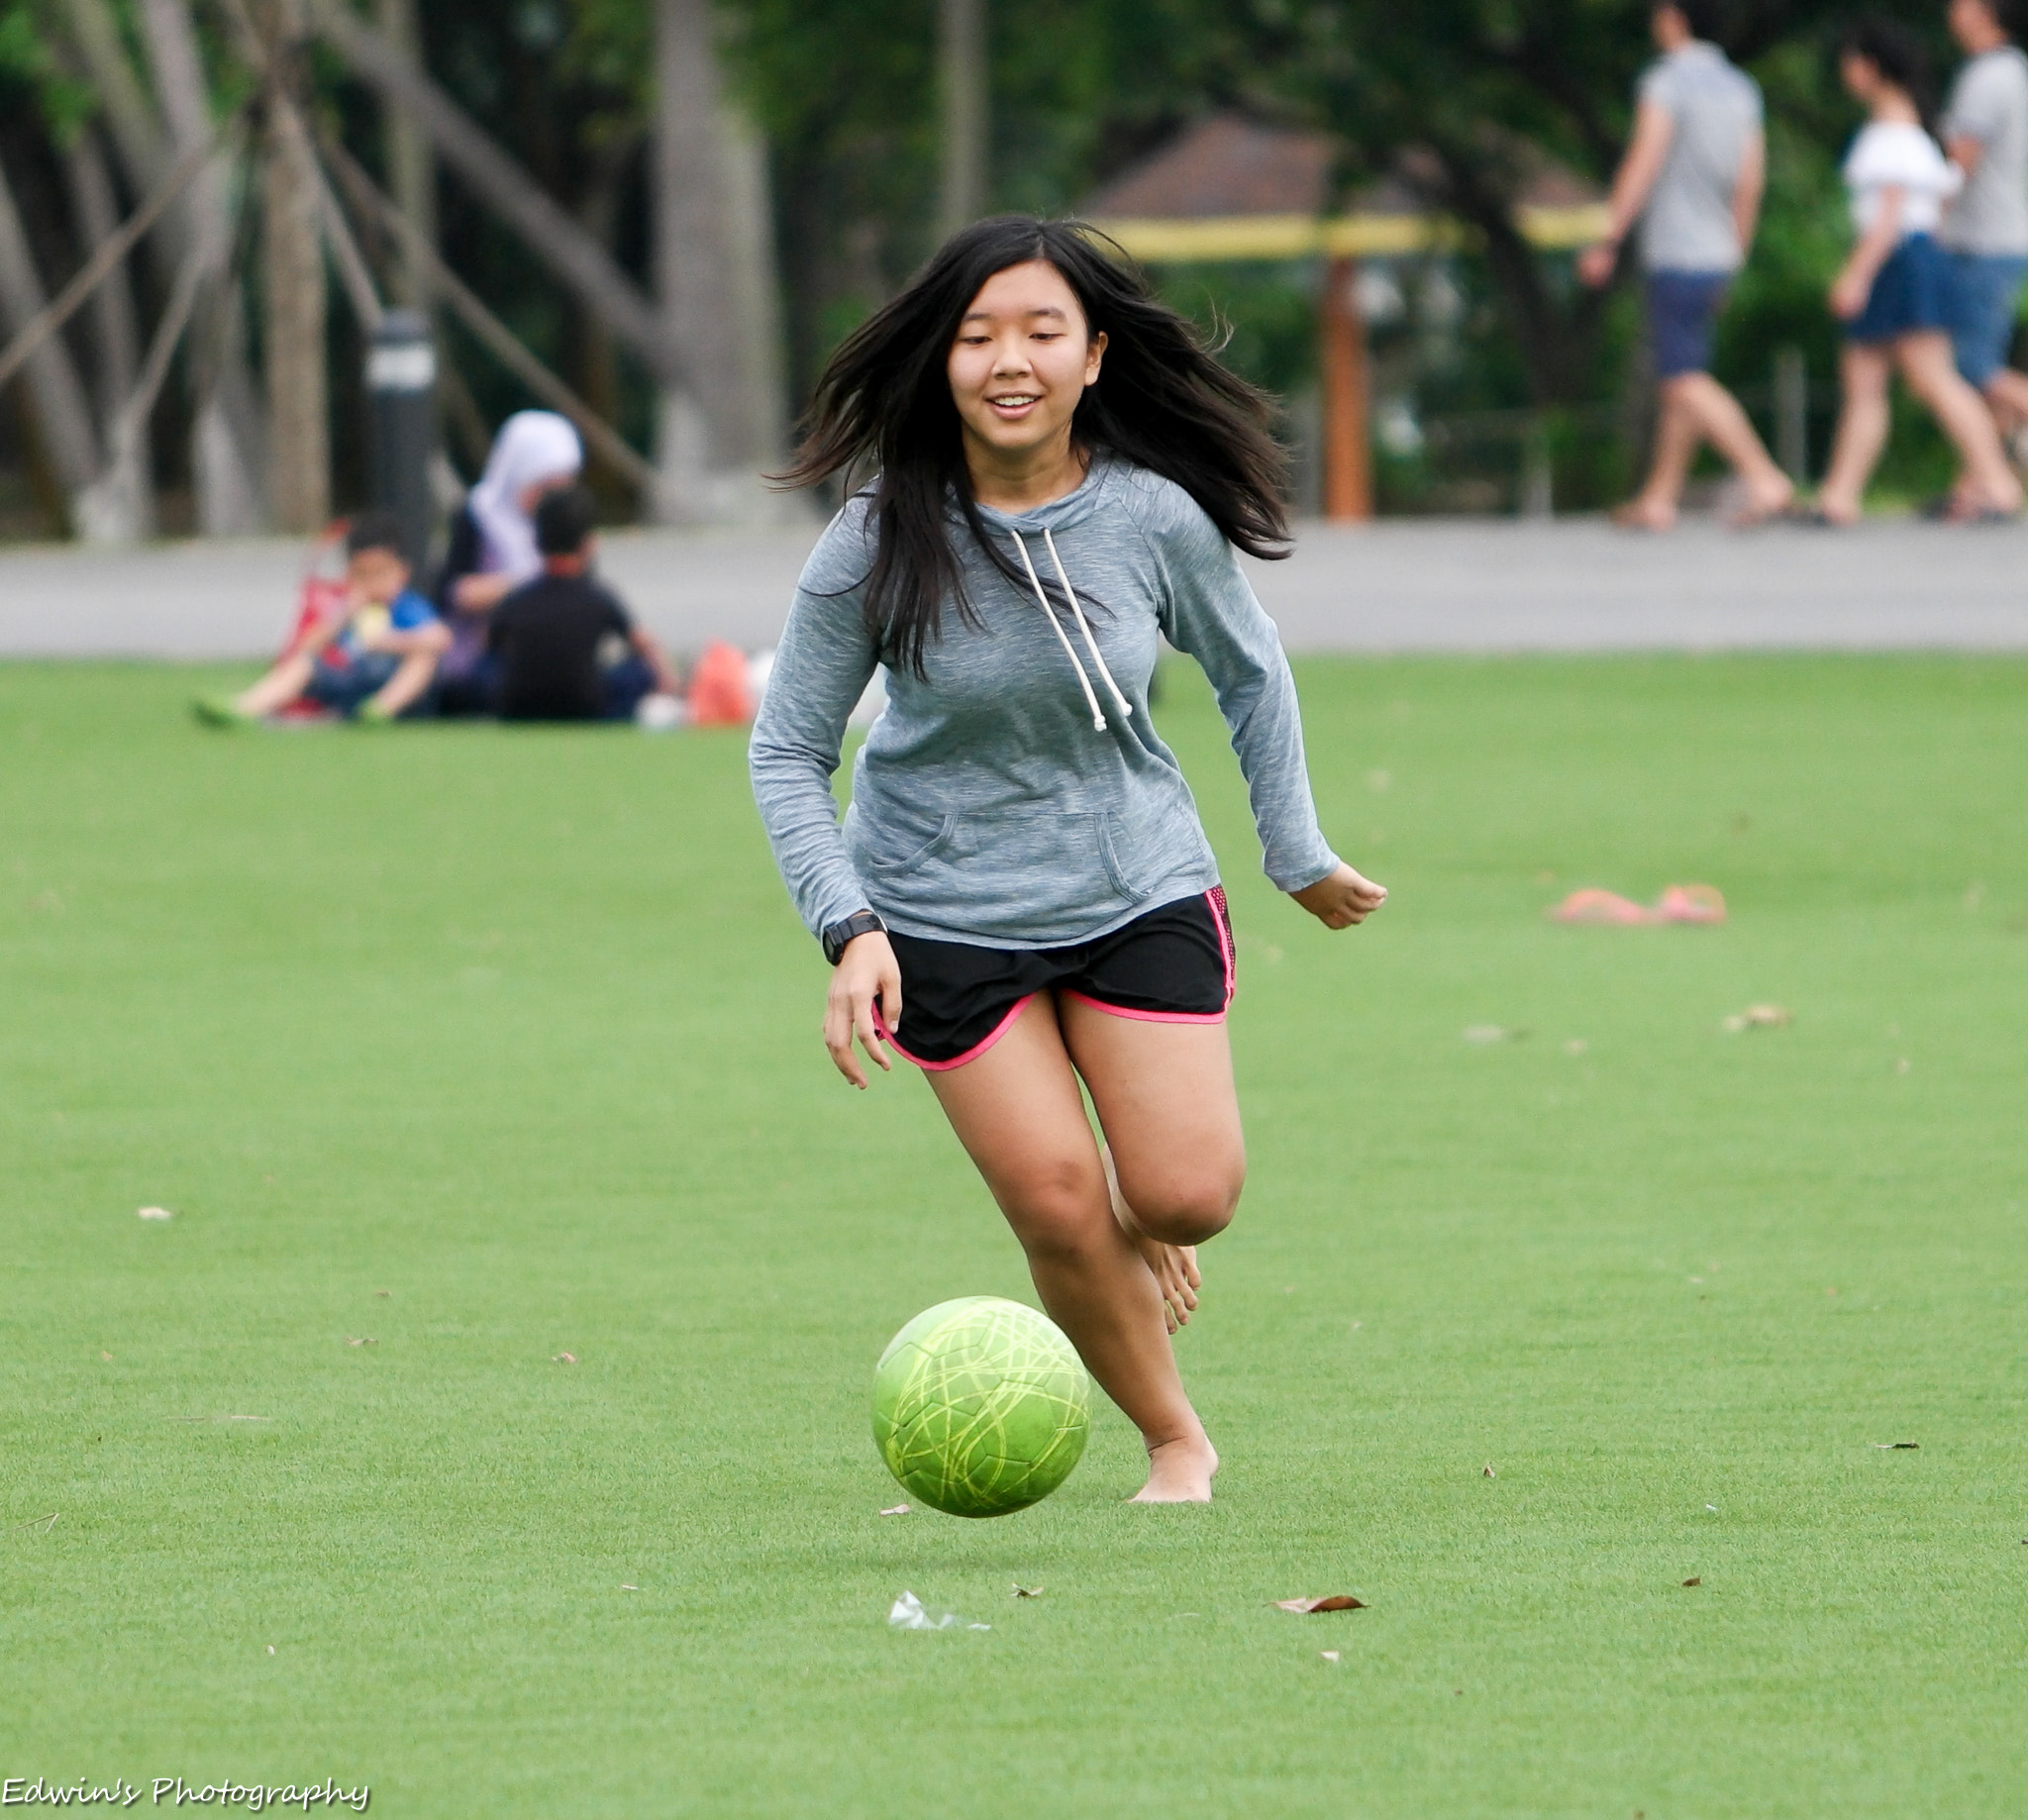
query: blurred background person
1815 19 2022 524
1940 0 2028 492
195 513 448 727
488 484 681 724
435 411 585 714
1578 1 1792 530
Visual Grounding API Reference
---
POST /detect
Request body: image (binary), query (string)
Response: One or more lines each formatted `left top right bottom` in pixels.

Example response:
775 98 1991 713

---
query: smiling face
946 259 1107 467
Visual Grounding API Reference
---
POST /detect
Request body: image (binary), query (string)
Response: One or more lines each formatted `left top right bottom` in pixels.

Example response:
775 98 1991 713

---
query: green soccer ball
871 1296 1091 1518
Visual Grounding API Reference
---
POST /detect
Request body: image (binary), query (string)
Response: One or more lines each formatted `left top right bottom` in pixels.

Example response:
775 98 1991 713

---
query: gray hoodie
748 456 1339 949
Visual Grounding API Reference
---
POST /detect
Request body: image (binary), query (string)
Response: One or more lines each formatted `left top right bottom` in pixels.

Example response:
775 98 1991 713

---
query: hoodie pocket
862 811 958 875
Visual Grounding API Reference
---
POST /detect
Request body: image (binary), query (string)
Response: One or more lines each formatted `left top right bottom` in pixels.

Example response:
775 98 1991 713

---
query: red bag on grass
686 640 755 727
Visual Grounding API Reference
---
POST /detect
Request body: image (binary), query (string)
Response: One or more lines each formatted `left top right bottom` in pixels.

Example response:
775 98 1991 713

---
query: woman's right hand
1828 267 1869 321
824 931 903 1089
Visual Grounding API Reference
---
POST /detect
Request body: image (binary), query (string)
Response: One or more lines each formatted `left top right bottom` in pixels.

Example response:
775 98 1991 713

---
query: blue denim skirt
1847 234 1961 344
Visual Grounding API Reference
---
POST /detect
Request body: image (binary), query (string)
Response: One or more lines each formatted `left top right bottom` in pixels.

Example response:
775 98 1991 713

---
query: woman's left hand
1829 269 1868 321
1291 862 1388 929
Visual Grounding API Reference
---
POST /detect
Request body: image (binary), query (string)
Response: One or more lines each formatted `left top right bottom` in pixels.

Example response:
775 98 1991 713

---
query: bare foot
1728 476 1795 527
1101 1146 1200 1333
1131 1432 1218 1503
1611 496 1676 532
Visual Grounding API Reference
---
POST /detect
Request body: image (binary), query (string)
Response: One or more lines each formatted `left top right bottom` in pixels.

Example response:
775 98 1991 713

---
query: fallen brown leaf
553 1353 577 1365
374 1289 391 1298
1681 1576 1702 1587
345 1336 376 1347
1482 1464 1496 1477
1721 1003 1791 1034
99 1351 112 1361
1274 1595 1368 1613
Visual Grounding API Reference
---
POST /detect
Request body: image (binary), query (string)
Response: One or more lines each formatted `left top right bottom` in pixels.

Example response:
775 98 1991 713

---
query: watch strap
822 909 887 965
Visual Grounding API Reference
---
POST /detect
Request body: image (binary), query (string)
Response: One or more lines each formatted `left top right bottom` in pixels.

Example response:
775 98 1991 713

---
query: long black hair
1841 17 1939 135
774 216 1291 677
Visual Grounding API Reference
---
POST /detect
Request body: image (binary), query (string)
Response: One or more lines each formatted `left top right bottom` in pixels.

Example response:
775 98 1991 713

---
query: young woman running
749 218 1385 1504
1815 19 2023 524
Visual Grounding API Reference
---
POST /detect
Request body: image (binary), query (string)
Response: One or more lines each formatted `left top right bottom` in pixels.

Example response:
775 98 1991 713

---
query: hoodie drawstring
1043 529 1134 724
1010 531 1132 732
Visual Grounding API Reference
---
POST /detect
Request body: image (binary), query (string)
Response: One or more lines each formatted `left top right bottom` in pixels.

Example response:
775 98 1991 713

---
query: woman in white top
1815 19 2022 523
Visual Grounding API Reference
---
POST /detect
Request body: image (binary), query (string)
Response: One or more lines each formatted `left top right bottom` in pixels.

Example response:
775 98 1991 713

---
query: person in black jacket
487 485 681 721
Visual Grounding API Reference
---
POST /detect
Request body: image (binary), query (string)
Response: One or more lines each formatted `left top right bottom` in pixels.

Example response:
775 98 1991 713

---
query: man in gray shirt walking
1942 0 2028 449
1579 1 1792 528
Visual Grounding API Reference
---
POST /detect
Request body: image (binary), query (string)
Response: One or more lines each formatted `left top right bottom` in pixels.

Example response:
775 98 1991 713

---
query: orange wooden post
1319 253 1372 522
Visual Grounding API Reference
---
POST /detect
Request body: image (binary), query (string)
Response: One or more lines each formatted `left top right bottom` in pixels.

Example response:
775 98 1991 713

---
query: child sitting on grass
195 513 450 727
487 484 681 722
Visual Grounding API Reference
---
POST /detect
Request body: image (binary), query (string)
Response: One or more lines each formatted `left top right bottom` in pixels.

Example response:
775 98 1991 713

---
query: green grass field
3 655 2024 1817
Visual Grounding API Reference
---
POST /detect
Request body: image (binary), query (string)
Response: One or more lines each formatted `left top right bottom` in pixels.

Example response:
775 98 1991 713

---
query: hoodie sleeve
1136 479 1340 895
748 503 884 938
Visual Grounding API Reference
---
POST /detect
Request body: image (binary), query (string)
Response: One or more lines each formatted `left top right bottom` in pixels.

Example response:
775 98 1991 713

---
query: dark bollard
366 309 439 569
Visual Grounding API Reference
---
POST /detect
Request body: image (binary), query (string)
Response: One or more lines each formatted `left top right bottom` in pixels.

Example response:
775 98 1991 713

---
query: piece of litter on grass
1681 1576 1702 1587
1564 1038 1589 1056
1482 1464 1496 1477
345 1336 376 1347
620 1584 639 1591
1870 1441 1919 1450
374 1289 391 1298
175 1414 269 1422
14 1512 58 1531
1895 1057 1911 1074
1705 1503 1718 1512
1464 1024 1529 1045
553 1353 577 1365
1721 1003 1791 1034
137 1206 173 1221
1274 1595 1368 1613
100 1351 112 1361
888 1590 983 1632
1320 1651 1341 1664
1012 1583 1043 1598
878 1503 910 1517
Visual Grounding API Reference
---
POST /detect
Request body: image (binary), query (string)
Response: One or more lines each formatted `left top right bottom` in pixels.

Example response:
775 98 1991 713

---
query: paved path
2 515 2025 658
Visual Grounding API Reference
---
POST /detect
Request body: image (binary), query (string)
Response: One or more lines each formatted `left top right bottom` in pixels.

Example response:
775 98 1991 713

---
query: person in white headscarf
434 411 584 712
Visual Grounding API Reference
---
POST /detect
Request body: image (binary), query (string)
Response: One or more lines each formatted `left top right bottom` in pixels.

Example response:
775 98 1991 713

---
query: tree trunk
654 0 781 521
53 0 172 196
139 0 268 534
59 129 143 427
256 0 330 533
307 0 678 386
372 0 435 308
937 0 986 238
0 156 108 535
60 127 154 541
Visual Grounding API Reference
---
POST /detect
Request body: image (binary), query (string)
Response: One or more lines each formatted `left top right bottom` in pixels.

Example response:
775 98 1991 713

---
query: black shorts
877 888 1236 1070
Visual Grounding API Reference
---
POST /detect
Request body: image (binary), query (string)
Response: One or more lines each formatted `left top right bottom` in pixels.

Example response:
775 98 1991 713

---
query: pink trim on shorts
1206 886 1237 1008
1059 888 1239 1027
1060 990 1227 1025
878 992 1037 1072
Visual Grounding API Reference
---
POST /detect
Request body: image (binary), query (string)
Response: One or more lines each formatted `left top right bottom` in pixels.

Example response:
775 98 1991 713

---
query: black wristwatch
822 909 888 966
